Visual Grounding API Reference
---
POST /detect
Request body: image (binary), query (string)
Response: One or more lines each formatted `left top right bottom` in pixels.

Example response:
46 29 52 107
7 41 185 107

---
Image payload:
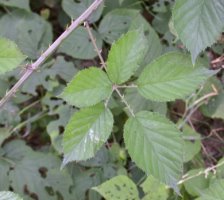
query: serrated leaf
197 180 224 200
92 175 139 200
99 9 139 44
137 52 216 102
61 67 112 107
0 191 23 200
140 175 168 200
62 0 104 23
173 0 224 63
124 111 183 190
58 27 103 60
129 15 162 68
124 89 167 114
0 0 30 11
106 30 147 84
0 10 52 59
0 37 26 75
0 140 74 200
62 104 113 166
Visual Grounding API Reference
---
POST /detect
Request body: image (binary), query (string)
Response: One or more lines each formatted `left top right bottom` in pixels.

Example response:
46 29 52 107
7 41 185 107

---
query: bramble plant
0 0 224 200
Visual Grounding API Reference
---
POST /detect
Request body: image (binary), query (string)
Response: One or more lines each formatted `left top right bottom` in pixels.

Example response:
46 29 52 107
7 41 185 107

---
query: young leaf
0 37 26 75
62 104 113 166
124 111 183 190
92 175 139 200
60 67 113 108
137 52 216 102
106 30 147 84
0 191 23 200
173 0 224 63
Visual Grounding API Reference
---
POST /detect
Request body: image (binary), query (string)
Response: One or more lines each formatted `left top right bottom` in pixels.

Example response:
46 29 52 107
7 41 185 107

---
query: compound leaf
62 104 113 166
137 52 216 102
124 111 183 190
0 37 26 75
107 30 147 84
173 0 224 63
61 67 112 108
93 175 139 200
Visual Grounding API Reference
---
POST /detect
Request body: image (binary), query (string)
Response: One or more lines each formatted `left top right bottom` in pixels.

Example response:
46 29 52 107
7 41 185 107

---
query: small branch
84 21 106 69
178 87 218 129
178 159 224 185
114 87 135 117
0 0 104 108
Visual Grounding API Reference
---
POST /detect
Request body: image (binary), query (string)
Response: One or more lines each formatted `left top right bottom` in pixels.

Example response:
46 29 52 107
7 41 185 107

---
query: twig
114 87 135 117
0 0 104 108
178 159 224 185
84 21 106 69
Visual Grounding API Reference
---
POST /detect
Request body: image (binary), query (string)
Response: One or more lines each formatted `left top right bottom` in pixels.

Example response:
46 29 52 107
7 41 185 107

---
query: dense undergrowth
0 0 224 200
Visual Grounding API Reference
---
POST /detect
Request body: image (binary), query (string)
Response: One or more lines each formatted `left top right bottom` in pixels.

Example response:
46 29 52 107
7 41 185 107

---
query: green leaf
106 30 147 84
140 175 168 200
0 128 11 146
58 27 103 60
62 0 104 23
0 140 74 200
124 111 183 189
0 37 26 75
92 175 139 200
61 67 112 107
182 125 201 162
0 191 23 200
124 88 167 114
0 0 30 11
173 0 224 63
137 52 216 102
99 9 139 44
62 104 113 166
183 169 210 197
197 180 224 200
129 15 162 68
0 10 52 59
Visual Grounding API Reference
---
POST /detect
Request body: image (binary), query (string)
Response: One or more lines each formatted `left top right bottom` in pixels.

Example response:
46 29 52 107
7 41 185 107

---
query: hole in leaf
38 167 48 178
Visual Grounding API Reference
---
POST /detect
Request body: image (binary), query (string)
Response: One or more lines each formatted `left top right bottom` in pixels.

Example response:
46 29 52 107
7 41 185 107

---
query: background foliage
0 0 224 199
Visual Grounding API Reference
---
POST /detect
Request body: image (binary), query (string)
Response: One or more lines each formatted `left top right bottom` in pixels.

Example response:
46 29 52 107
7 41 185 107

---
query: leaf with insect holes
60 67 113 108
124 111 183 191
62 103 113 166
0 37 26 75
137 52 217 102
106 30 148 84
93 175 139 200
173 0 224 63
